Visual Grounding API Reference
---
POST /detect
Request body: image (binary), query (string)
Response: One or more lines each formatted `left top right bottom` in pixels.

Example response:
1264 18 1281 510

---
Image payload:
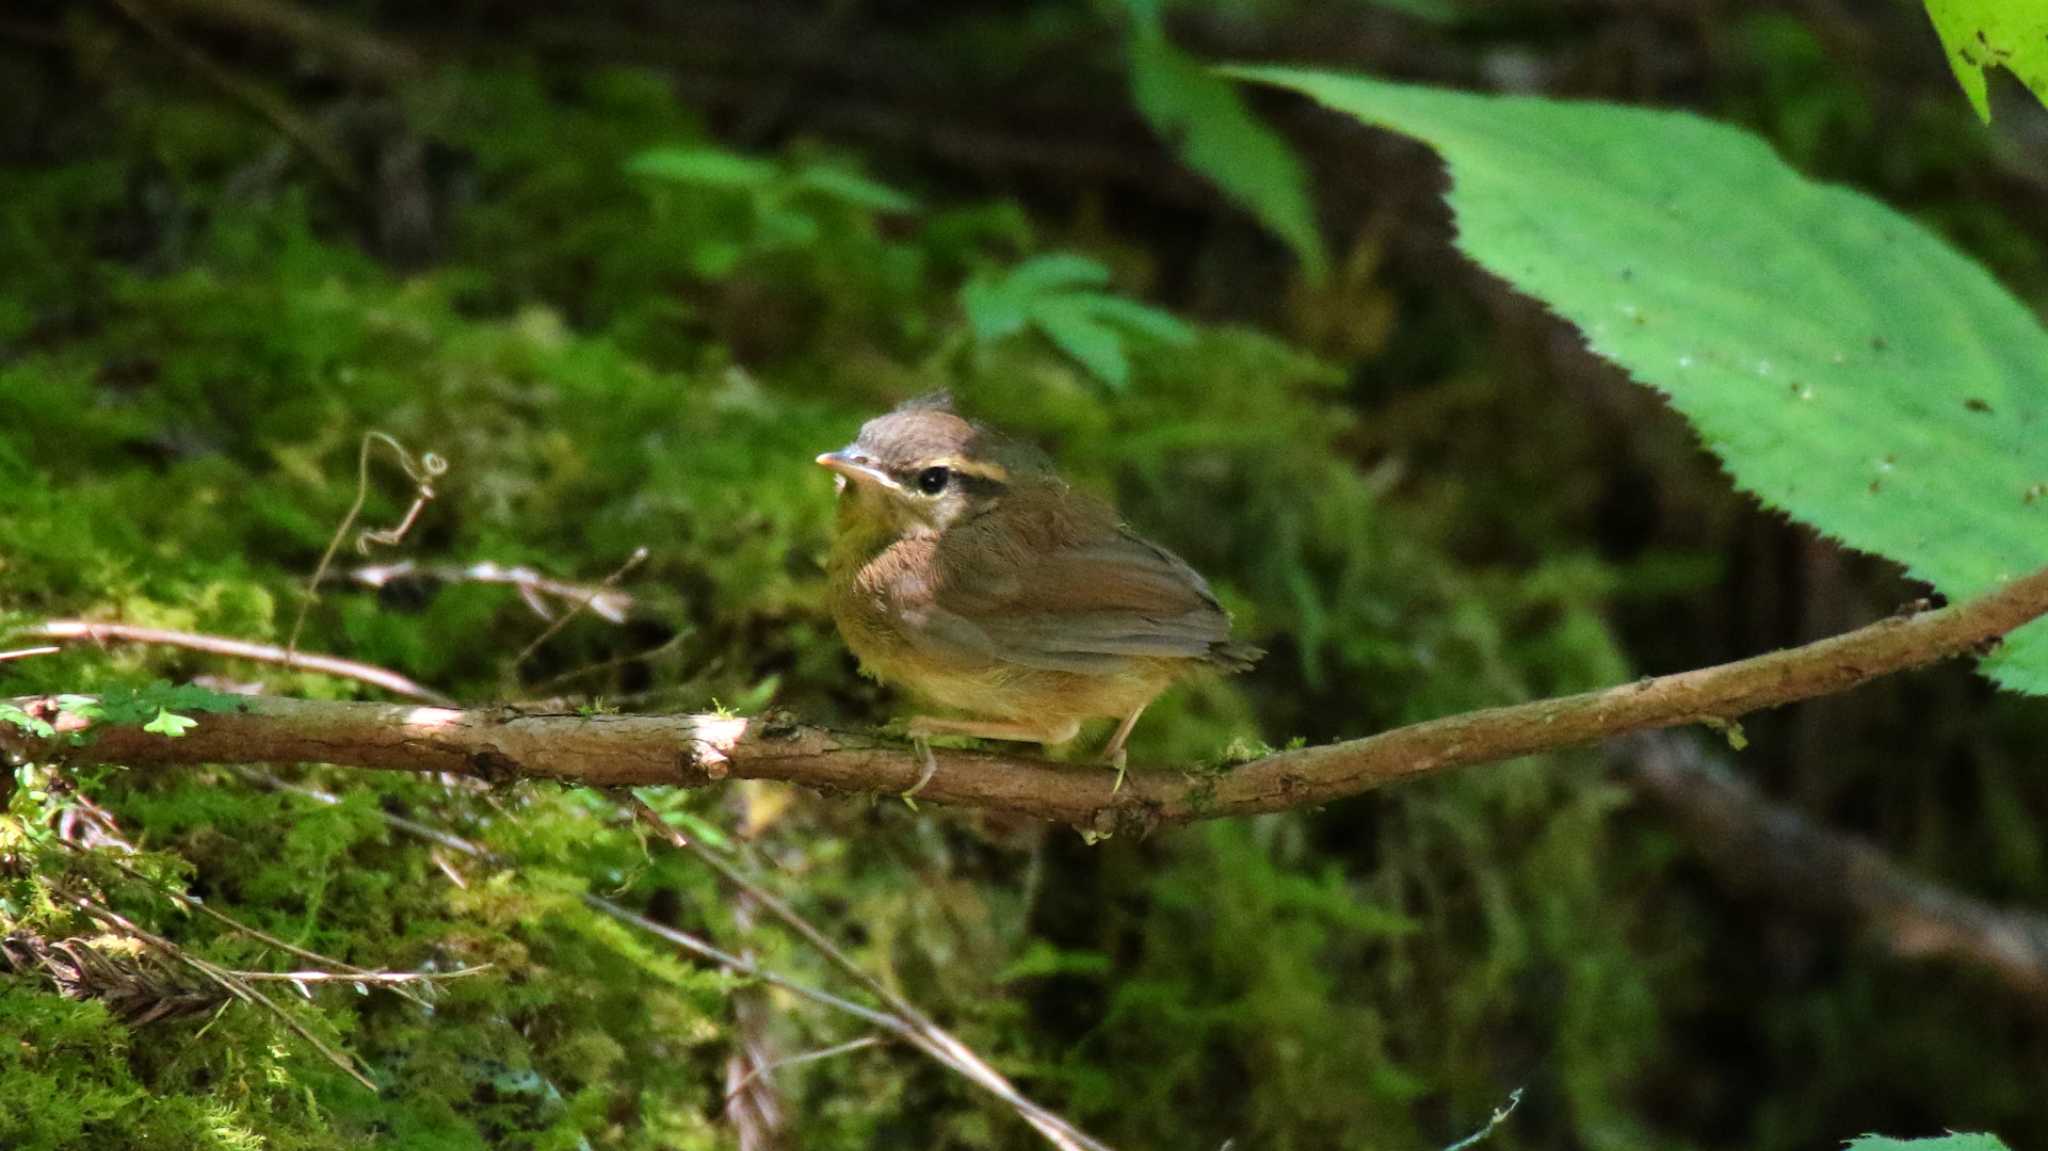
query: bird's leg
1101 704 1148 793
902 735 939 804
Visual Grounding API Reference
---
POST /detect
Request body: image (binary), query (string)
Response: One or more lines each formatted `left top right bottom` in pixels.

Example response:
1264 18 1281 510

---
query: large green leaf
1229 67 2048 692
1921 0 2048 121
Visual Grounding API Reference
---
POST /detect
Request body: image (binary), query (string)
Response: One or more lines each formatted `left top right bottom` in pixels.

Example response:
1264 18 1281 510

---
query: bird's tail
1206 639 1264 673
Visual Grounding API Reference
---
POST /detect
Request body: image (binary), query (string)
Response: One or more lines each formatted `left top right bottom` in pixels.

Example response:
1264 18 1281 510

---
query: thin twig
30 562 2048 832
16 620 453 704
1441 1088 1524 1151
721 1035 887 1113
63 840 450 1007
286 431 447 666
599 897 1103 1150
506 547 650 685
233 767 487 856
623 795 1111 1151
521 631 691 697
0 645 60 663
351 560 637 623
76 897 380 1090
229 966 490 986
586 896 908 1032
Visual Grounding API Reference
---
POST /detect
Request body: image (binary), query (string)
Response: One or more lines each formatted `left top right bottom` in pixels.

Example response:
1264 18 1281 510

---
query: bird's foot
900 736 939 810
1100 704 1146 793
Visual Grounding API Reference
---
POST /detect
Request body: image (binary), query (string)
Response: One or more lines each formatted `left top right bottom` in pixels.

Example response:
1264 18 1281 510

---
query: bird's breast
827 535 938 670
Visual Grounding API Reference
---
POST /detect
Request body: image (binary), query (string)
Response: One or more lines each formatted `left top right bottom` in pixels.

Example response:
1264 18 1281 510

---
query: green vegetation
1232 67 2048 692
3 3 2046 1148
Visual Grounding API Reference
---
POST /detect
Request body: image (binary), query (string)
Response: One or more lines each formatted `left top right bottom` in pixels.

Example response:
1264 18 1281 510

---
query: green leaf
53 695 104 721
1003 253 1113 297
756 204 821 249
1034 299 1132 391
965 255 1112 340
793 165 920 214
960 276 1028 341
1921 0 2048 122
1082 294 1197 345
142 709 197 738
1123 1 1327 279
960 254 1193 389
1846 1135 2011 1151
93 681 241 727
625 147 777 190
1230 68 2048 693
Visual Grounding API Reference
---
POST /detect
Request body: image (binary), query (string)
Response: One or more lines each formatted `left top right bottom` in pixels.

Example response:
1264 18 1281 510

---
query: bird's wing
914 528 1237 674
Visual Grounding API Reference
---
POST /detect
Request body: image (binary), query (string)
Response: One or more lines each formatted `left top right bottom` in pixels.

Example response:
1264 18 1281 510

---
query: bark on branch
14 565 2048 833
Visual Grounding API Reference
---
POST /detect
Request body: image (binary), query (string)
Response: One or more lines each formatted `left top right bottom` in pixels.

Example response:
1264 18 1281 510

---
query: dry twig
0 930 225 1025
64 840 473 1008
76 897 381 1089
506 547 650 686
352 560 637 623
12 620 453 705
722 1035 887 1114
623 794 1111 1151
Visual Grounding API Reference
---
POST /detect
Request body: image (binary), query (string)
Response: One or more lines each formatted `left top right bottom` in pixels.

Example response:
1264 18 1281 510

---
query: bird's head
815 395 1045 541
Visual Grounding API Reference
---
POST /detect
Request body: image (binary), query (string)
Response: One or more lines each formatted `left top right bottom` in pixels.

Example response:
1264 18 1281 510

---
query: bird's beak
815 449 898 491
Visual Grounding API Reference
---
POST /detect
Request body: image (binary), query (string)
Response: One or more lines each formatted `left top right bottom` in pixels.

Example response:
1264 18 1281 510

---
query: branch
15 564 2048 832
1615 733 2048 1008
13 620 454 705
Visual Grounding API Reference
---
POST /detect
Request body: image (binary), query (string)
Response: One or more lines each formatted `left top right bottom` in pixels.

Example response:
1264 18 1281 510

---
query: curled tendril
286 432 448 665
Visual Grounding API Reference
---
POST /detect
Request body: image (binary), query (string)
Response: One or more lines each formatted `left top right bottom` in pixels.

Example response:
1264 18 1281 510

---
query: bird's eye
915 466 950 495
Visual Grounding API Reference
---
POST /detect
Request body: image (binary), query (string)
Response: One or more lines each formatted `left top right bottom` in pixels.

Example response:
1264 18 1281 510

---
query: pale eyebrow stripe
923 455 1009 484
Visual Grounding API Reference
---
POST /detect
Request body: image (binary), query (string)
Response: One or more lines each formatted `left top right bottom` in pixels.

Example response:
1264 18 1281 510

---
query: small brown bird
818 396 1259 789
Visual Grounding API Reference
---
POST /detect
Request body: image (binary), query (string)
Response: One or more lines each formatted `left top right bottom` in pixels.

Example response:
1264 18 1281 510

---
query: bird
816 395 1260 792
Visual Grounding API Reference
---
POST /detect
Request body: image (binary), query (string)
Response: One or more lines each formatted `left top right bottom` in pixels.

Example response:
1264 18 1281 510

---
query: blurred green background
3 2 2047 1148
